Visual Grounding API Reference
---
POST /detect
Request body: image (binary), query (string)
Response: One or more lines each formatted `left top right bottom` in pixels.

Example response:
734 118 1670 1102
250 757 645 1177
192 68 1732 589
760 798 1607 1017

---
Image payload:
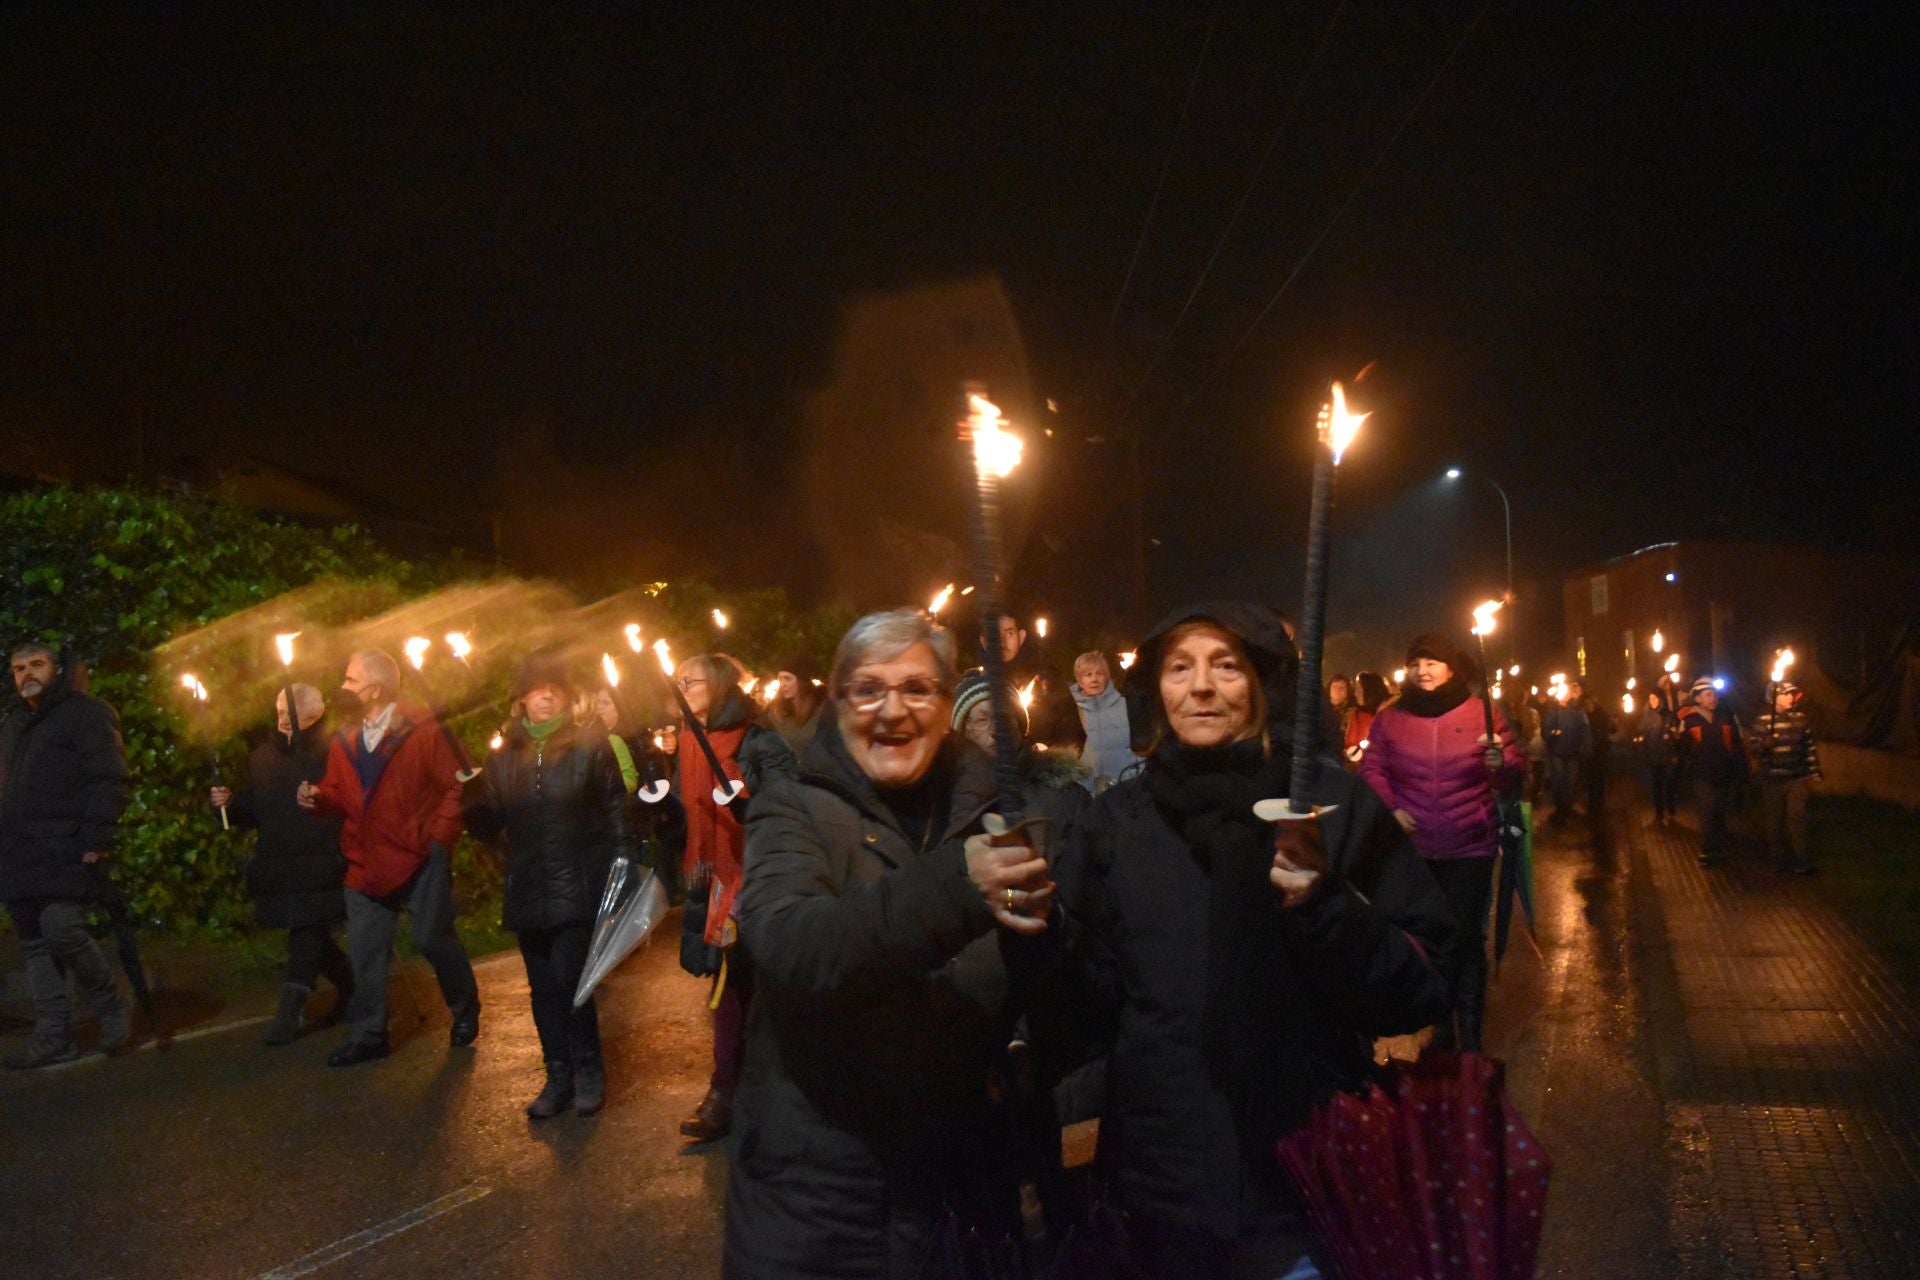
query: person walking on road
723 609 1059 1279
1037 605 1455 1277
1 641 132 1068
1677 677 1746 867
297 649 479 1066
668 653 796 1144
464 652 638 1118
1572 679 1614 820
1632 689 1681 823
209 683 354 1046
1359 633 1523 1053
1749 681 1822 874
1541 685 1591 823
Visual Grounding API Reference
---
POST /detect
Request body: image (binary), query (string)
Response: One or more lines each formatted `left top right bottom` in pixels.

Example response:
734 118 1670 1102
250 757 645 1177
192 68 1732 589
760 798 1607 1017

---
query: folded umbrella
1492 798 1540 972
574 861 670 1007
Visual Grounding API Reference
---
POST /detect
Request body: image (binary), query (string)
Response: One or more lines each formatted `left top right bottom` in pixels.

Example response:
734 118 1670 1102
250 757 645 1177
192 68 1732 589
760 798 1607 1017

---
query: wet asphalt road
1 925 730 1280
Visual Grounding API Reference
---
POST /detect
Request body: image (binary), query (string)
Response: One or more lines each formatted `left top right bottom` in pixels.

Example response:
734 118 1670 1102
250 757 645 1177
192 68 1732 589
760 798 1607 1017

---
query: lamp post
1445 466 1516 664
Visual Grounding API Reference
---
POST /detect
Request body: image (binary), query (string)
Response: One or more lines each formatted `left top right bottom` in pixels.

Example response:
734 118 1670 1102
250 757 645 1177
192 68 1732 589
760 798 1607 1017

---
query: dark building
1560 541 1920 704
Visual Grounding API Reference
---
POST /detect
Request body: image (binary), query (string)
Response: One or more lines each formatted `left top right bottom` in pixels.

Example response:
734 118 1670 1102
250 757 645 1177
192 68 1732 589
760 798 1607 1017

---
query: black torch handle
1475 635 1498 743
1287 444 1335 814
658 669 735 793
969 468 1026 825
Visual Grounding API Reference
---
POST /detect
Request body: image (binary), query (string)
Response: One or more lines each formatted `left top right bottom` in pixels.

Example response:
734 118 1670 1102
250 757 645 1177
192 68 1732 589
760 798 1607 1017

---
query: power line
1112 0 1350 435
1105 2 1224 336
1180 0 1492 408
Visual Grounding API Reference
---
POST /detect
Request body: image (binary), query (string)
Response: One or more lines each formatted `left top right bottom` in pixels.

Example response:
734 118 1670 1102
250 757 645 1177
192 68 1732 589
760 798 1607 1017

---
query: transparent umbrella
573 859 670 1007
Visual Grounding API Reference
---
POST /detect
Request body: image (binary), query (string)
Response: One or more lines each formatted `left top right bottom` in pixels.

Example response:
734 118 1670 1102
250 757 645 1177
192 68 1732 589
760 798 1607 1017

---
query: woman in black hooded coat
1038 603 1456 1278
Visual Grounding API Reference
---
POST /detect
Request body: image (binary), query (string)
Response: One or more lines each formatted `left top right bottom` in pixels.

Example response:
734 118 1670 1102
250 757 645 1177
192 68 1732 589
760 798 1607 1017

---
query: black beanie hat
1406 632 1478 683
513 649 576 702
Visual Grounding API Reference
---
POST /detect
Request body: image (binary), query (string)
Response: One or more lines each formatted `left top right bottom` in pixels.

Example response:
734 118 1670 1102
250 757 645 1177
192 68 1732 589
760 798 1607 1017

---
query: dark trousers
1646 758 1680 818
285 922 353 995
1761 779 1812 870
342 844 479 1043
1425 855 1496 1051
5 897 124 1038
711 955 753 1097
1547 756 1582 817
1693 779 1736 862
518 921 601 1071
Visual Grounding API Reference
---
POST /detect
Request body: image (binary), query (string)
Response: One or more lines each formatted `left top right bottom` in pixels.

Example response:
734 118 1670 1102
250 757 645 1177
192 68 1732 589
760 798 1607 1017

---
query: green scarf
523 715 567 742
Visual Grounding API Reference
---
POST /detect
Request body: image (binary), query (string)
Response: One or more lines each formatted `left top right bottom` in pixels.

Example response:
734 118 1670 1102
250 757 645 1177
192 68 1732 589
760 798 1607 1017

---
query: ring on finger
1004 888 1017 912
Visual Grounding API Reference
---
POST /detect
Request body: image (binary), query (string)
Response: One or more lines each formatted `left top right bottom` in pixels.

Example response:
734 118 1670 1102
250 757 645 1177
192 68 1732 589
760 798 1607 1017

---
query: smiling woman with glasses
723 608 1066 1278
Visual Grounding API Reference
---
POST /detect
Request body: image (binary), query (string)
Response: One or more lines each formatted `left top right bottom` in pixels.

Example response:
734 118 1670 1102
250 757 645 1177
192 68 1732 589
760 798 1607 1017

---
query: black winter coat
1042 756 1455 1241
724 722 1051 1280
0 683 128 902
463 719 639 933
228 733 347 929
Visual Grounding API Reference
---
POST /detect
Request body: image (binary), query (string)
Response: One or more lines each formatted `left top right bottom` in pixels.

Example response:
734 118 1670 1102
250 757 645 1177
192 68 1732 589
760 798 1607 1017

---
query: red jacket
313 701 466 897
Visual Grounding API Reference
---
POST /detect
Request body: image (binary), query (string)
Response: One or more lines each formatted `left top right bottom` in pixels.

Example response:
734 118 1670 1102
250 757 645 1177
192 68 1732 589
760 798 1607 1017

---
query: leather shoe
326 1038 390 1068
679 1088 732 1142
449 1016 479 1048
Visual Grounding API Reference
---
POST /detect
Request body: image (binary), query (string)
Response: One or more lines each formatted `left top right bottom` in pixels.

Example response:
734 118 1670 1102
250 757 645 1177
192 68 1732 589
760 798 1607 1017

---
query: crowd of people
0 605 1827 1276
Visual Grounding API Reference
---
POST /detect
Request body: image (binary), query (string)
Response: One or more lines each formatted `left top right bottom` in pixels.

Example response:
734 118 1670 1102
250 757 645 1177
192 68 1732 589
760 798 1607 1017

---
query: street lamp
1443 465 1516 662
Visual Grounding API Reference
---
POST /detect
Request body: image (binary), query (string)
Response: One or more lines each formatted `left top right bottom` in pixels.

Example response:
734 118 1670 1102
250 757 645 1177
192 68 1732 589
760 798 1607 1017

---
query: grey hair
10 640 57 663
1074 650 1110 675
352 649 402 695
830 610 958 693
278 682 325 719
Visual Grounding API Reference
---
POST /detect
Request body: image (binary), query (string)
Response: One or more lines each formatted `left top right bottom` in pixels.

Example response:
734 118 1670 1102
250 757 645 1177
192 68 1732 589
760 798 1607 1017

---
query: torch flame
1393 668 1407 685
1622 692 1637 715
1118 650 1137 671
404 636 430 670
274 632 300 667
761 677 779 704
489 732 504 752
1651 629 1665 654
601 653 620 688
1035 617 1049 639
711 609 730 630
960 585 976 596
741 675 759 697
1470 599 1503 637
1017 677 1038 710
653 639 675 678
967 393 1024 479
445 631 472 660
1664 654 1681 674
623 622 643 653
180 672 200 692
1771 647 1796 684
928 584 954 616
1626 677 1638 690
1324 380 1370 466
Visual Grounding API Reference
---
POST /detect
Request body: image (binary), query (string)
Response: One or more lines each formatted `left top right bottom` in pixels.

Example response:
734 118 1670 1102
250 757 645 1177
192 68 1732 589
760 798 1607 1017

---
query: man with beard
1 641 132 1068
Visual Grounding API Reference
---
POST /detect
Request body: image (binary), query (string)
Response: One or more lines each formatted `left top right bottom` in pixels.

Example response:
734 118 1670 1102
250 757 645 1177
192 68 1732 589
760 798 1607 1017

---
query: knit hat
951 670 1028 739
1689 675 1716 696
1405 632 1477 683
513 649 576 701
1773 680 1801 700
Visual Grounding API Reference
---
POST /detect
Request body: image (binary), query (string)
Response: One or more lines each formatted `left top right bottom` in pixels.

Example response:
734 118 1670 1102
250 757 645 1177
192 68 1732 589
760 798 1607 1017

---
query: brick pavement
1626 800 1920 1278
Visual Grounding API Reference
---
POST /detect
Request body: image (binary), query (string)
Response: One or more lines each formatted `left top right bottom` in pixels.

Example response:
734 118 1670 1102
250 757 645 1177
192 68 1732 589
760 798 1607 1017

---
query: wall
1816 743 1920 809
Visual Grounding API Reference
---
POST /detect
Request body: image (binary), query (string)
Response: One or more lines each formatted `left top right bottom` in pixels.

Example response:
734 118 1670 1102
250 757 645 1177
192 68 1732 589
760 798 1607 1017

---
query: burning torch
274 632 301 749
183 674 227 829
653 639 744 807
962 388 1027 824
402 635 475 774
1471 599 1504 751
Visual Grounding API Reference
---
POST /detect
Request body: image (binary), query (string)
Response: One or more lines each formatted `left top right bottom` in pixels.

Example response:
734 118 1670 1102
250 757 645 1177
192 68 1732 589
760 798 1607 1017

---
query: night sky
4 4 1907 655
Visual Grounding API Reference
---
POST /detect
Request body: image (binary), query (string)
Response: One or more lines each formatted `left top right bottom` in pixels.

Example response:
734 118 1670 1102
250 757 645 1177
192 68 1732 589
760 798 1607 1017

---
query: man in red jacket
298 649 478 1066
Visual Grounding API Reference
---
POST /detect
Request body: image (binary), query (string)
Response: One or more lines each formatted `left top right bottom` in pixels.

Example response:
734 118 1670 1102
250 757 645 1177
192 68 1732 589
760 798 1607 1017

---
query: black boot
574 1060 606 1116
526 1061 574 1120
263 983 312 1047
4 939 79 1069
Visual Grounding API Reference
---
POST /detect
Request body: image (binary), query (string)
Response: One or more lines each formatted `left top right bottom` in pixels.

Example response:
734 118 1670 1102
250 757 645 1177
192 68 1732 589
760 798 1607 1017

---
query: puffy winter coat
1750 707 1821 784
1678 704 1745 785
1039 755 1455 1240
312 702 465 898
228 733 346 929
1541 700 1591 759
724 722 1050 1280
1359 695 1523 861
0 681 128 902
463 718 639 933
1072 682 1142 787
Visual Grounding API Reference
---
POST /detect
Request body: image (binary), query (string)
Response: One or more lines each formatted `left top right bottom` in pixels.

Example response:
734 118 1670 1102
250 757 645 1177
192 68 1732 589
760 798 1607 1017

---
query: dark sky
3 4 1908 653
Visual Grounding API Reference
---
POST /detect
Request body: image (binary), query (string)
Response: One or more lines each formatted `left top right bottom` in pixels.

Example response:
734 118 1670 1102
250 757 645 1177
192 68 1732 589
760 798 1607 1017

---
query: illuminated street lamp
1443 465 1516 663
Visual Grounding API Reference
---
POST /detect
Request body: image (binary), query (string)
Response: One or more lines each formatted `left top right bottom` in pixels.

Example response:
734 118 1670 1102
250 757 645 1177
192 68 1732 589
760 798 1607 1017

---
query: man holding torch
1 641 133 1068
297 649 478 1066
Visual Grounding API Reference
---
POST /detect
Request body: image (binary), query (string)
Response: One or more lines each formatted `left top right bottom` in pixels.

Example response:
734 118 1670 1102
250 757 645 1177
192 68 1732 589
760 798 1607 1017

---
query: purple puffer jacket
1358 695 1524 861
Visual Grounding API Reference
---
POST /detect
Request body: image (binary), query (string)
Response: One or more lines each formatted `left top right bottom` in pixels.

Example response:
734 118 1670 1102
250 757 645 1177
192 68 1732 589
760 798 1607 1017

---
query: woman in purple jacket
1359 633 1524 1051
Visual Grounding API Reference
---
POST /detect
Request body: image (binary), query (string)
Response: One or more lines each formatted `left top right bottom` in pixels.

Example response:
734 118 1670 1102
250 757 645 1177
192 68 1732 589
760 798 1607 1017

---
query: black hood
1126 602 1300 746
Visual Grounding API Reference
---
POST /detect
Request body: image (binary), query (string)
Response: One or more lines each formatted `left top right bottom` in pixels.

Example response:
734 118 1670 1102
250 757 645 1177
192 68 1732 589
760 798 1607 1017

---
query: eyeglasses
841 677 947 712
676 676 708 692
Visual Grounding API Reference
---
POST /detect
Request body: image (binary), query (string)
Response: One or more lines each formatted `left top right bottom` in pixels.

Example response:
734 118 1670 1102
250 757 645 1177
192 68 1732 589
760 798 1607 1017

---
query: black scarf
1395 674 1471 718
1143 738 1300 1150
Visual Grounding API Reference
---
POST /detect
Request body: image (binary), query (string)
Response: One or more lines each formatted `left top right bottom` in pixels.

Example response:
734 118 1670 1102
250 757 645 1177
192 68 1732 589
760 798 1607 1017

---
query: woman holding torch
667 652 796 1143
723 609 1061 1279
1031 604 1454 1277
1357 633 1524 1052
461 651 638 1118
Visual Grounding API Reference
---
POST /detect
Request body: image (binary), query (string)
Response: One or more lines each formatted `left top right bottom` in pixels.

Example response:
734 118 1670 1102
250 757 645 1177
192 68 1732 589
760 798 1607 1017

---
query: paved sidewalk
1628 801 1920 1277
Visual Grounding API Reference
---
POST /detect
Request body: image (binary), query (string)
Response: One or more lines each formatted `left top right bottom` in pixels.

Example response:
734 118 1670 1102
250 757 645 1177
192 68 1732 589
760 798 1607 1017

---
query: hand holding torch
652 639 744 807
963 389 1028 825
1471 599 1504 768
